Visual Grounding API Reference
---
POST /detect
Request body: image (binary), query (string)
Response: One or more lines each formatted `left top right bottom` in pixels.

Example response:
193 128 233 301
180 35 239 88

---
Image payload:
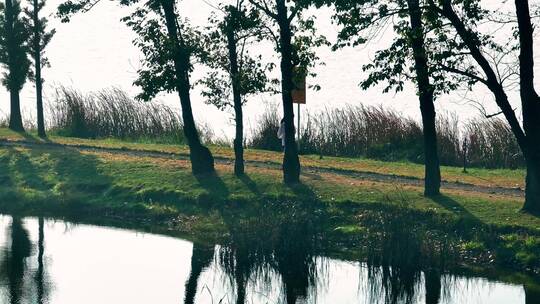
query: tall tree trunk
226 12 245 176
407 0 440 196
160 0 215 175
515 0 540 214
5 0 24 132
276 0 300 184
9 92 24 132
36 72 45 137
33 0 45 138
524 161 540 214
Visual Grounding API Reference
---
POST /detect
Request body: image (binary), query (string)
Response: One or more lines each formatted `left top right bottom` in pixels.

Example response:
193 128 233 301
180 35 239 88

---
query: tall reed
247 103 282 151
249 105 523 169
45 86 522 169
49 86 212 144
464 118 523 169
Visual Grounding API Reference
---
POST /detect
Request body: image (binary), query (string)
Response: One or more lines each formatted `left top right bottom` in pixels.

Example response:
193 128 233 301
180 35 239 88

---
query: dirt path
0 139 524 198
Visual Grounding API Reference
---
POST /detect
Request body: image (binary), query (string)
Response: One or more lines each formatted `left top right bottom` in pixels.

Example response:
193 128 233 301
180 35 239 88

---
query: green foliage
56 0 95 22
249 0 330 89
58 0 204 103
315 0 474 97
501 234 540 269
291 14 329 90
121 6 204 101
198 3 274 111
0 0 31 91
23 0 56 81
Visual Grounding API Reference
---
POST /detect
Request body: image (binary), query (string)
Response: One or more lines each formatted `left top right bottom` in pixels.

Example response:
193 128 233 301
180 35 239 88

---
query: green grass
0 128 526 189
0 143 538 231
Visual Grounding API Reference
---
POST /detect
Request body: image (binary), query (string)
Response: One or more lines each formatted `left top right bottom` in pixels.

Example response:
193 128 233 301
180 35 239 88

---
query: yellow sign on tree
292 67 306 104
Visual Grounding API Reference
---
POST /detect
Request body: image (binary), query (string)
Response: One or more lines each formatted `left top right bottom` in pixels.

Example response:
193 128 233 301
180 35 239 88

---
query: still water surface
0 215 537 304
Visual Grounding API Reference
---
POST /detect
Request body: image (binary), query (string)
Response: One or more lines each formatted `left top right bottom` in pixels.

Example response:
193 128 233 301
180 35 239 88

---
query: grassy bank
0 129 538 274
0 128 526 189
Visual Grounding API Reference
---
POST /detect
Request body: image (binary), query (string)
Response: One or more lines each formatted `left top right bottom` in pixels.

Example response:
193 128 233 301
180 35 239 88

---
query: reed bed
464 118 523 169
48 86 214 144
35 86 524 169
247 103 282 152
249 105 523 169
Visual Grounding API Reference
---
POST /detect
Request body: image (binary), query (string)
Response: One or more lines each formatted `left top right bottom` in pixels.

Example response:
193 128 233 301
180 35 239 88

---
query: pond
0 215 538 304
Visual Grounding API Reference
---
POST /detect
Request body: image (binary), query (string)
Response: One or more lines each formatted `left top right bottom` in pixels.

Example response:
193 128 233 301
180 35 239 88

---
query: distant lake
0 215 538 304
0 0 536 138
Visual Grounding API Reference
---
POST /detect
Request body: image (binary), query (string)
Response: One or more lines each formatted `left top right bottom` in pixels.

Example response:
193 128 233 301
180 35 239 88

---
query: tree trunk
514 0 540 214
160 0 215 175
226 12 245 176
36 74 45 137
523 157 540 214
407 0 440 196
276 0 300 184
5 0 24 132
34 0 45 138
9 91 24 132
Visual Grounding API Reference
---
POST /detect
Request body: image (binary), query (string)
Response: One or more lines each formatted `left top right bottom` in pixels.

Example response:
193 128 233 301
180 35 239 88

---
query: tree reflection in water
0 217 50 304
0 214 534 304
206 201 463 304
216 199 320 304
36 217 46 304
184 243 215 304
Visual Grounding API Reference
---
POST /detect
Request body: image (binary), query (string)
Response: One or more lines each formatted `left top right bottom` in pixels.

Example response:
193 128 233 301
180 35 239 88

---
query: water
0 215 538 304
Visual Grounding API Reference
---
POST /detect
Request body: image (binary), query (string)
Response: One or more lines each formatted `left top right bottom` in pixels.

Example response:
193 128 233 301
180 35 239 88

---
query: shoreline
0 130 539 278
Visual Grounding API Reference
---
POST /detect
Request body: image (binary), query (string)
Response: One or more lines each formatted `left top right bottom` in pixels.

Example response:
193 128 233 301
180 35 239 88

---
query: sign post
292 68 306 150
298 103 300 141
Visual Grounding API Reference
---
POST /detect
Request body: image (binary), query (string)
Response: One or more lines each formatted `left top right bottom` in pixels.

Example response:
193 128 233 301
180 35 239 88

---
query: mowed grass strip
0 128 526 190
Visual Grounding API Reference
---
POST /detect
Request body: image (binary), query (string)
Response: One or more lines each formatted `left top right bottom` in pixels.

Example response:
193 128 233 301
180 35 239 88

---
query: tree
406 0 441 196
0 0 30 132
248 0 326 184
425 0 540 213
24 0 55 138
58 0 216 175
312 0 472 196
513 0 540 213
199 2 272 176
